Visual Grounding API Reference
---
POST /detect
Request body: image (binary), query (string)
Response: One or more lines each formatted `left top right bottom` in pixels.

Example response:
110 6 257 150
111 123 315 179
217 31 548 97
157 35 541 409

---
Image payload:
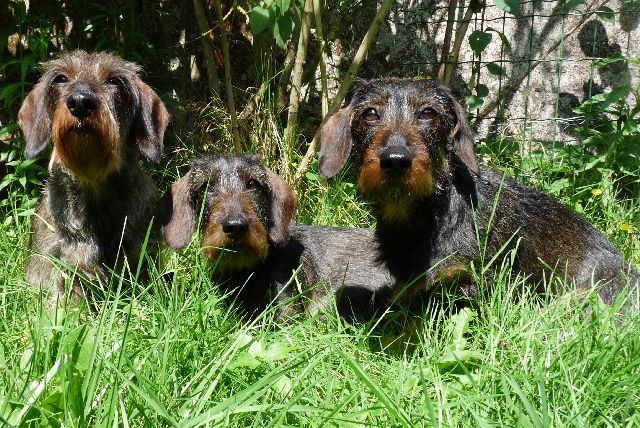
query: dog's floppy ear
19 81 52 158
450 100 479 175
132 79 170 162
159 173 195 250
318 107 353 178
266 167 297 247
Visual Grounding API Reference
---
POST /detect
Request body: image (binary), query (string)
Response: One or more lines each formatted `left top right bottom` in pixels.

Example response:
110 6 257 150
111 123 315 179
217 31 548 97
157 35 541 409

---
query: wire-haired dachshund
159 154 392 321
318 77 638 307
18 50 169 303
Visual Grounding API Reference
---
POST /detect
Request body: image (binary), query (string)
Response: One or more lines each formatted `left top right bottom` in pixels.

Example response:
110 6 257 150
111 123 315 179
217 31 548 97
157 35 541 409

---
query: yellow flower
591 188 603 196
620 223 633 233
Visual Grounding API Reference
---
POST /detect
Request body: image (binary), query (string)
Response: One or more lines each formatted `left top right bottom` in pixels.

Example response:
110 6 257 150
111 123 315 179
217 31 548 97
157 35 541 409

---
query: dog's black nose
222 216 249 239
67 92 98 118
379 146 413 174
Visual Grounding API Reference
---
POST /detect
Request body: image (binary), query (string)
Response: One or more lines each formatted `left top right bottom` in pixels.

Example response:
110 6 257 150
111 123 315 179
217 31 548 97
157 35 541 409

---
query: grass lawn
1 142 639 427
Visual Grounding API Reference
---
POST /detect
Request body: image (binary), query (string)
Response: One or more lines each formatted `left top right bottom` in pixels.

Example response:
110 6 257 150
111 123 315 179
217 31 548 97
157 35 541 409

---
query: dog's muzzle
222 215 249 240
379 146 413 176
67 91 98 119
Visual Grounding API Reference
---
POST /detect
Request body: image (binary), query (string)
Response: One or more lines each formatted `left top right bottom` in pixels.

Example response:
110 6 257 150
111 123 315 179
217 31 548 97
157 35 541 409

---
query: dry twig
193 0 221 97
213 0 242 153
284 0 315 161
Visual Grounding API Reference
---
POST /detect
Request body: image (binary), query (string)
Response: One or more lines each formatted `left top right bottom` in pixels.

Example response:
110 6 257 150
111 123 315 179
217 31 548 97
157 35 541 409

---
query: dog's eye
361 108 380 122
53 74 69 84
106 76 123 86
418 107 438 121
246 178 261 190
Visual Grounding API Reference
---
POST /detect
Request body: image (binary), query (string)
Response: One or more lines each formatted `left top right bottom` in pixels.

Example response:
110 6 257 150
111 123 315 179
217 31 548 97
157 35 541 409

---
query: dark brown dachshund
19 50 169 302
318 77 638 307
159 154 392 321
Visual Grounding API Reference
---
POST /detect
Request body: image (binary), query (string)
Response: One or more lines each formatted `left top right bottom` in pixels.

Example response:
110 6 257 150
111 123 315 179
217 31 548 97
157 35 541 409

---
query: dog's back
279 225 393 320
478 168 638 303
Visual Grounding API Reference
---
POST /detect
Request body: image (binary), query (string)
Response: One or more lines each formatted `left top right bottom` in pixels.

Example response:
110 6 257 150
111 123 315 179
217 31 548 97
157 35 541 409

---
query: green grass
1 138 639 426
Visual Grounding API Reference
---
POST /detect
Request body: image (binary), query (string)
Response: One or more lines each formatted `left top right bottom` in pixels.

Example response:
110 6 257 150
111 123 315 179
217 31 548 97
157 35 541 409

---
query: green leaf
305 171 320 181
0 178 11 191
66 371 85 418
491 0 520 16
277 0 292 11
548 178 570 195
264 343 294 362
564 0 585 10
15 158 38 171
468 95 484 111
583 154 607 170
486 62 506 76
596 6 615 23
248 340 264 357
273 11 295 48
20 55 34 81
75 329 96 373
437 349 484 371
0 82 23 101
0 122 20 138
272 375 293 397
602 85 629 109
229 353 261 369
20 347 34 370
468 31 492 55
476 84 489 97
249 6 271 36
486 27 511 52
236 331 253 347
61 325 96 373
448 307 476 352
42 389 65 415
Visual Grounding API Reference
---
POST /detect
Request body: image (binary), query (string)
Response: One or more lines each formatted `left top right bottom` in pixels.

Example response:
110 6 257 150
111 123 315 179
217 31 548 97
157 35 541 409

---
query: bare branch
313 0 329 117
213 0 242 153
442 2 475 86
284 0 314 158
193 0 221 97
437 0 458 81
276 42 297 113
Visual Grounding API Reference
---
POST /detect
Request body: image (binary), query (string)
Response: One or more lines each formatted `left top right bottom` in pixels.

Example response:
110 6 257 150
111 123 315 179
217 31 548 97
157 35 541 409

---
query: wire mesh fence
341 0 639 145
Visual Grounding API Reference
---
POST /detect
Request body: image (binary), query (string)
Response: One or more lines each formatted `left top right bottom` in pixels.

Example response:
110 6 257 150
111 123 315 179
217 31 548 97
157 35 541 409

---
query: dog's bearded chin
216 245 266 273
53 130 121 185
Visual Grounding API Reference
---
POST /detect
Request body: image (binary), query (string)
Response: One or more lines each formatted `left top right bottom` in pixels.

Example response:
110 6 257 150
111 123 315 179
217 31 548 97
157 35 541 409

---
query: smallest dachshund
158 154 392 321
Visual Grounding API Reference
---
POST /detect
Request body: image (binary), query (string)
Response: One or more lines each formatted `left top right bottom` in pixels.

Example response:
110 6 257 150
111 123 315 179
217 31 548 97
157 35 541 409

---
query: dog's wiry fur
319 77 638 306
159 154 392 321
19 50 169 302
